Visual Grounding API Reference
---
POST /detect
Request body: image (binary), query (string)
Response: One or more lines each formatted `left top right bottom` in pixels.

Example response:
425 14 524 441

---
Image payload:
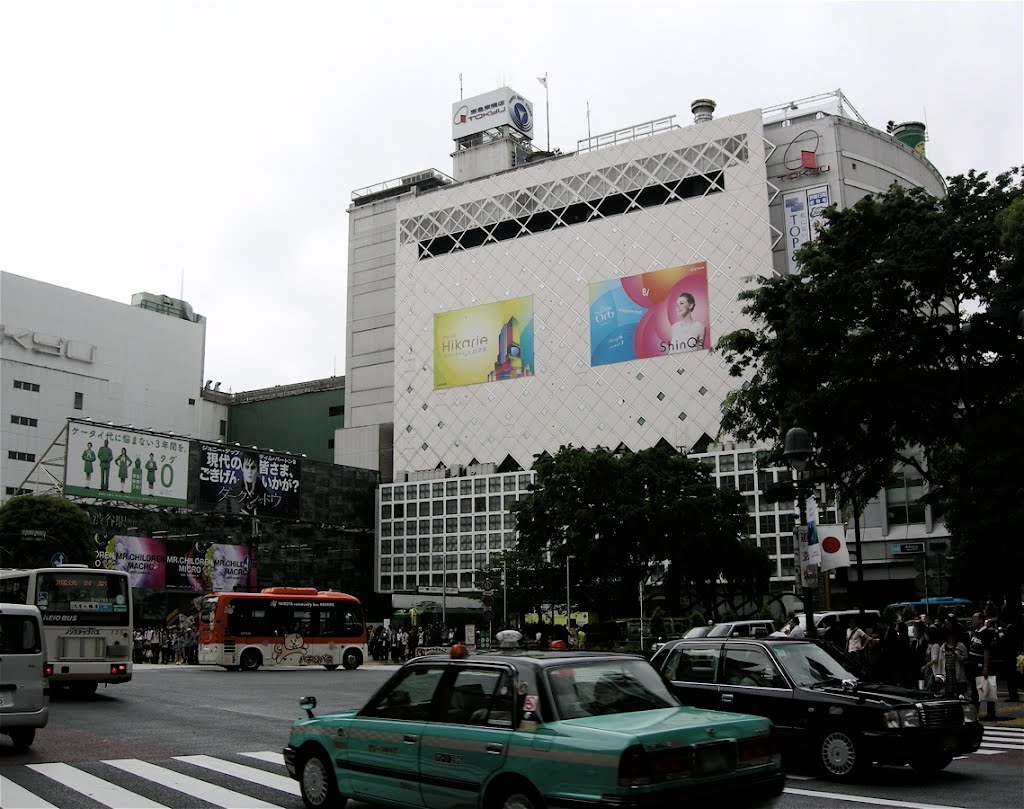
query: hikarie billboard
433 296 535 390
589 262 711 366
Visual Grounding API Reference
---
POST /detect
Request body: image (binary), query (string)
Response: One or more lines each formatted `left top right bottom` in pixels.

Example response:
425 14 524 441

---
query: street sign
50 552 68 566
482 593 494 608
483 578 494 592
892 542 925 555
418 586 459 595
482 610 494 624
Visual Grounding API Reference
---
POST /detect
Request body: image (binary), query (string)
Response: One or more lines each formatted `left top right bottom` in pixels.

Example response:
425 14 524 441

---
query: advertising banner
65 421 190 507
197 444 301 518
434 296 535 390
94 535 255 591
784 184 830 272
588 262 710 367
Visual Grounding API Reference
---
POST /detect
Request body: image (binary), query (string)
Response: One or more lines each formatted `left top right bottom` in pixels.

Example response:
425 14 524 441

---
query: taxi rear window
546 659 678 719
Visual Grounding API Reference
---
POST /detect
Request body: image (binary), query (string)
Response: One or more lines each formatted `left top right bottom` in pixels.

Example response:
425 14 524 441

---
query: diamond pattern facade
392 110 777 474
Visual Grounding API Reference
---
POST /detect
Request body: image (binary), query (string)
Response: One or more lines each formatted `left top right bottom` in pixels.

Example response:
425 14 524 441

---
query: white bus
0 564 133 694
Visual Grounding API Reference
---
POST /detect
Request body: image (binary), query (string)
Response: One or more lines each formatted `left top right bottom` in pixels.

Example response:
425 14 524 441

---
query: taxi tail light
110 663 127 675
619 745 693 786
44 662 54 678
618 744 652 786
737 732 780 767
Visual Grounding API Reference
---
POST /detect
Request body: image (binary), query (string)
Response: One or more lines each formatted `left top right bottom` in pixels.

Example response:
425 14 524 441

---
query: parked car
651 637 982 781
707 620 777 639
0 602 50 750
285 647 785 809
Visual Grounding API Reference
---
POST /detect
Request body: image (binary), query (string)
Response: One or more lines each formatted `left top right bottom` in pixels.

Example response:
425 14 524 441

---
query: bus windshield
35 571 131 626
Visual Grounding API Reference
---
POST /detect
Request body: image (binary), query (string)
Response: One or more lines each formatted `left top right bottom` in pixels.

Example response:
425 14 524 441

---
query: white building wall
392 109 776 475
0 271 226 499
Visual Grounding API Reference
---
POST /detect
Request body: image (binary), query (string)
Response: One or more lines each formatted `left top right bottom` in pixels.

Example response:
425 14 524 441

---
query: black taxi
651 637 983 780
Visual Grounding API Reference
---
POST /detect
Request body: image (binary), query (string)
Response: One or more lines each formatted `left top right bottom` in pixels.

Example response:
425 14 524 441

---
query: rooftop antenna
537 73 550 151
459 73 463 100
180 268 184 299
586 100 591 141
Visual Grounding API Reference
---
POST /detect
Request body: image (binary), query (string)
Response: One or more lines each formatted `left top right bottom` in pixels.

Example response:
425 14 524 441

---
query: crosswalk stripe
239 751 286 765
784 786 966 808
979 741 1024 750
102 759 285 809
972 749 1004 754
0 775 59 809
174 755 299 795
27 763 168 808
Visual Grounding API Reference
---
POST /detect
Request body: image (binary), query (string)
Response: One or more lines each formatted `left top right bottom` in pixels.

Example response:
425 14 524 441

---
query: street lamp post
784 426 818 639
565 555 574 633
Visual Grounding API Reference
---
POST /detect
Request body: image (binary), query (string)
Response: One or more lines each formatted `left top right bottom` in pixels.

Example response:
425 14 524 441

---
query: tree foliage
718 167 1024 616
508 445 772 617
0 495 94 568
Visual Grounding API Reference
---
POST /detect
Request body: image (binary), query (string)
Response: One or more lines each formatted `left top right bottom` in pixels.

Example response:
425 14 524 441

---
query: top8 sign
452 87 534 141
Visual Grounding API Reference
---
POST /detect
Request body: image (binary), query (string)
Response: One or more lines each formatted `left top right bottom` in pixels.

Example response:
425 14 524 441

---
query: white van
0 602 50 749
796 609 881 635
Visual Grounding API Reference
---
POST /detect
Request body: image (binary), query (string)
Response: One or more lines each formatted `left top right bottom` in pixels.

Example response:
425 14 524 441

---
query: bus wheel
324 664 339 671
239 649 262 672
342 649 363 670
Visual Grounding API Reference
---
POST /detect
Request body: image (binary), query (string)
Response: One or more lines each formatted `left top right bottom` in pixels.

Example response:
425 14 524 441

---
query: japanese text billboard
65 421 190 507
197 444 301 518
589 262 710 366
433 296 535 390
94 536 255 592
784 184 830 272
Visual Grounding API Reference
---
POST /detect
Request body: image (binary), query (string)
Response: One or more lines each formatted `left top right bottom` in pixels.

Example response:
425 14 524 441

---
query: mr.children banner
94 536 256 591
433 296 535 390
588 262 710 367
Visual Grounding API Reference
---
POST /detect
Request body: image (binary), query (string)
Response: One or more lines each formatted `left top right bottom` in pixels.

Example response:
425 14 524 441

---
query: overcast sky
1 1 1021 393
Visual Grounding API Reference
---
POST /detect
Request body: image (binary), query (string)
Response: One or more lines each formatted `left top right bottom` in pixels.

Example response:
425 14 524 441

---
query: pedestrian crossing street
1 728 1021 809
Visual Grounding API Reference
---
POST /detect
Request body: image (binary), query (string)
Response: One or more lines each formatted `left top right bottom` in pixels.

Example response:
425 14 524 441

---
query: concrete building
337 88 947 610
1 271 227 499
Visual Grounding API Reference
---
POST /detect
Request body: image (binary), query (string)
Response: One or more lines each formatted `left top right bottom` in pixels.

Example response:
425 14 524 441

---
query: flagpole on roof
537 72 550 151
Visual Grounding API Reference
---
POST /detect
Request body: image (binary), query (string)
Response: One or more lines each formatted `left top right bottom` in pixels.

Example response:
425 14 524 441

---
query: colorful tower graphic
488 316 531 381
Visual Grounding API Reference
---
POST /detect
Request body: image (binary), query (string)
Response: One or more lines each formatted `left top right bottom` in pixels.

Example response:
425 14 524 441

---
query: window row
13 380 40 392
381 475 534 502
7 451 35 462
380 552 491 573
381 494 520 519
380 573 469 592
380 514 516 537
10 415 38 427
382 534 512 555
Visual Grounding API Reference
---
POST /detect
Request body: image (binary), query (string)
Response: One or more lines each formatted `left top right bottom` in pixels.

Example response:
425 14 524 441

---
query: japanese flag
818 524 851 572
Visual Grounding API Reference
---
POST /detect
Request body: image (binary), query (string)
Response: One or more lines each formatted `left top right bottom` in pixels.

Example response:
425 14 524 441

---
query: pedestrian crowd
822 609 1020 719
133 626 199 665
369 623 466 662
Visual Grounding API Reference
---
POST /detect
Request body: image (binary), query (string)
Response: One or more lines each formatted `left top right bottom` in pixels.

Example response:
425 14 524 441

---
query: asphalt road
0 663 1021 808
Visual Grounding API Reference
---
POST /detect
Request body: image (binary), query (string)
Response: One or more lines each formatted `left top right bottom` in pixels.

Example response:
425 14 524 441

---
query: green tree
0 495 94 568
511 445 772 617
718 167 1024 619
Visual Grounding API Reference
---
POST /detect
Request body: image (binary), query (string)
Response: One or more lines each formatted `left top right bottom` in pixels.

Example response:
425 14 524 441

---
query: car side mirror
300 696 317 718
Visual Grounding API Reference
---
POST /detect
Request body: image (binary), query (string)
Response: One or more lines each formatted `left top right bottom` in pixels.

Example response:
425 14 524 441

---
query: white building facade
340 90 948 606
0 272 227 500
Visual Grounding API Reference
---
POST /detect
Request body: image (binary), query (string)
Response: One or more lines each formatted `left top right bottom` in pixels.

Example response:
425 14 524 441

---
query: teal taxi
284 643 784 809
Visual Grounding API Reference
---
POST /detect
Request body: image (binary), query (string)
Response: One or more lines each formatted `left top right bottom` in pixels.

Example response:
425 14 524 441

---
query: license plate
696 743 735 775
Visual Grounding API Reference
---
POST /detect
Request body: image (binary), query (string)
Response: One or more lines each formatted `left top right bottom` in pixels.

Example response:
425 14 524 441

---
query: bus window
341 604 363 636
